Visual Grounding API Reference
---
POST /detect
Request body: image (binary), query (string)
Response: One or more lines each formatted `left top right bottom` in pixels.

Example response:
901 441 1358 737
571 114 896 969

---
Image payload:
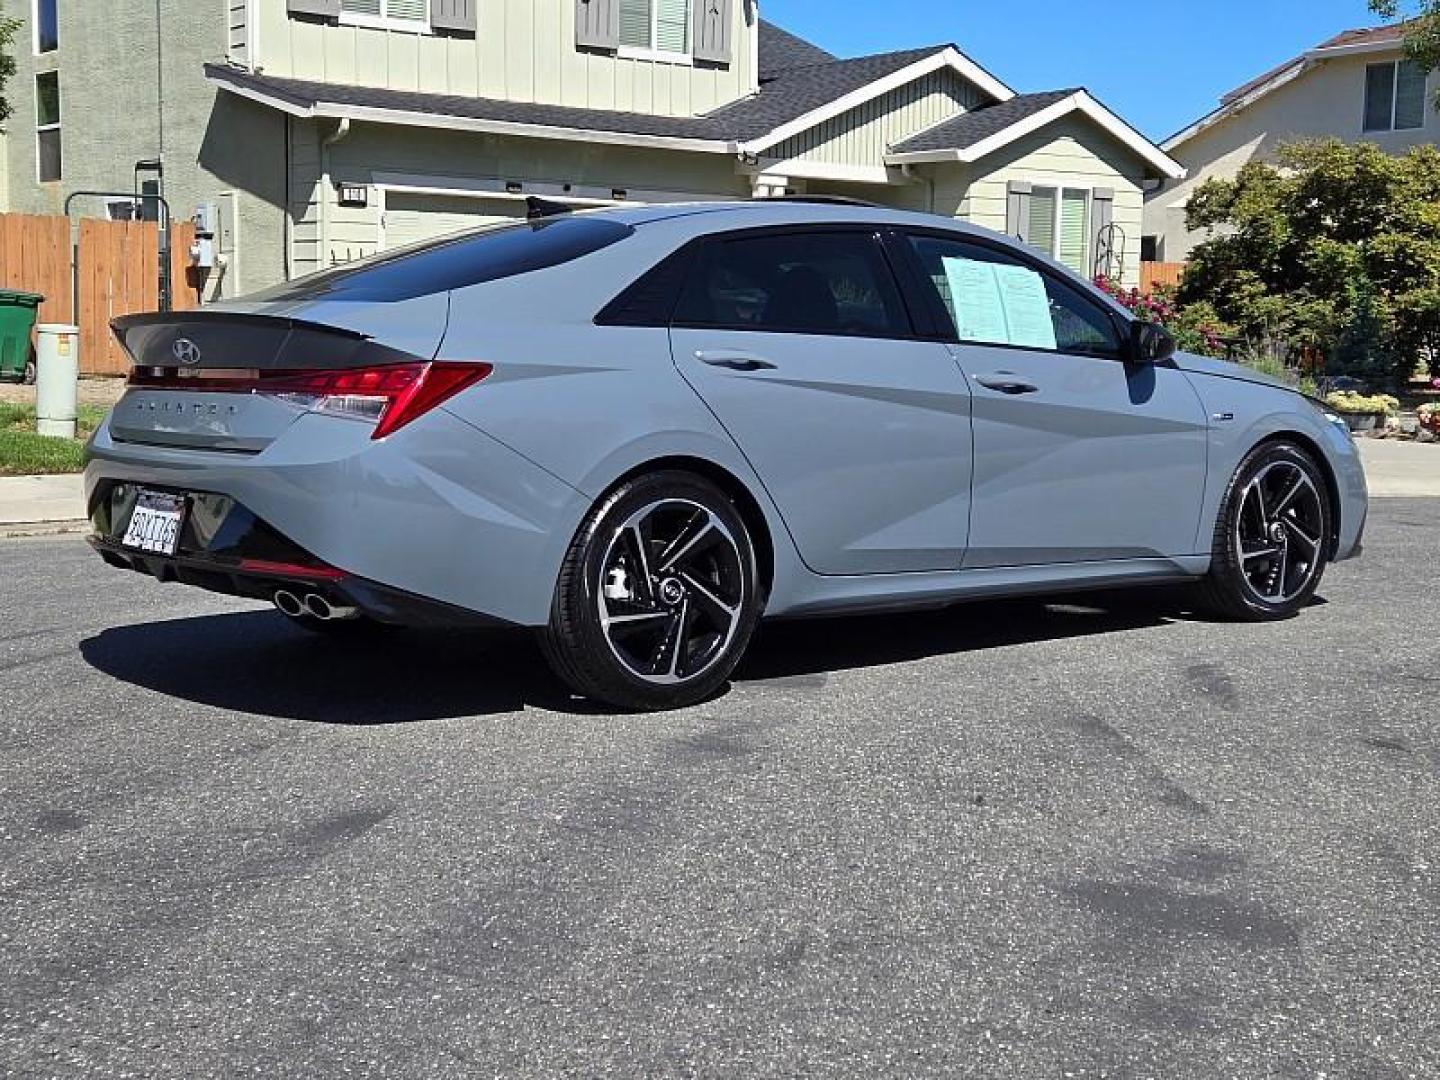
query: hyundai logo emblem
172 338 202 366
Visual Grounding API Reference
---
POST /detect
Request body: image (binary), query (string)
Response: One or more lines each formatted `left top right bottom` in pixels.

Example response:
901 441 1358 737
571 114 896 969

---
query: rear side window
246 216 635 303
907 234 1124 359
673 231 910 338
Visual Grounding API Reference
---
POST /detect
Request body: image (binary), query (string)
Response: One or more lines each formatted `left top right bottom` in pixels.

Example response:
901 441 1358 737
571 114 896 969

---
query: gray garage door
381 192 527 250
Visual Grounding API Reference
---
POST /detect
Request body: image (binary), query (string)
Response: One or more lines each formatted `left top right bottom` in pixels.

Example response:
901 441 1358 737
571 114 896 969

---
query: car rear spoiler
112 310 422 372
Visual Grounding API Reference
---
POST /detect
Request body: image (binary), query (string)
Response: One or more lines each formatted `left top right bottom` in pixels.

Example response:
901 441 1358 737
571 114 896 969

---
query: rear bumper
84 404 590 626
88 531 505 628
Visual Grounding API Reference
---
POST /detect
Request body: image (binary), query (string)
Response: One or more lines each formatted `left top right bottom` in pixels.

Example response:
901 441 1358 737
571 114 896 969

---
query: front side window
1026 186 1091 275
1364 60 1428 132
907 234 1125 359
35 72 61 182
674 231 910 338
34 0 57 53
340 0 428 29
620 0 691 54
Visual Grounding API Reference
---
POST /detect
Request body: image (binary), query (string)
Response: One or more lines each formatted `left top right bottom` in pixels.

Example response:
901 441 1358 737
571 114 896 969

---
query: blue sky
762 0 1386 140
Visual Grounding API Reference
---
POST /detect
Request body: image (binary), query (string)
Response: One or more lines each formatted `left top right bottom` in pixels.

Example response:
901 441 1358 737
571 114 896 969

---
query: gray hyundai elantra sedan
85 198 1367 710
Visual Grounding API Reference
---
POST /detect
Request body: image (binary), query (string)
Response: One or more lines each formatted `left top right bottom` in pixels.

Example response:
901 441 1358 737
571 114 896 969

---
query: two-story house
5 0 1182 297
1144 23 1439 264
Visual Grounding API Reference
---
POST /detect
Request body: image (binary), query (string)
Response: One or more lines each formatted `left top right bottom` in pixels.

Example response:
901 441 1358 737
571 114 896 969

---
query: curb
0 519 90 539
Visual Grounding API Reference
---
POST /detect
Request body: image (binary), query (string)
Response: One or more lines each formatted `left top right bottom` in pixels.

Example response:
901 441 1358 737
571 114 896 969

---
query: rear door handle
974 375 1040 395
695 350 777 372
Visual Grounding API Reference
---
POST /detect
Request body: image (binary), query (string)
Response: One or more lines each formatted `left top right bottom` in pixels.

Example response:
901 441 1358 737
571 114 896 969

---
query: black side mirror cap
1130 321 1177 365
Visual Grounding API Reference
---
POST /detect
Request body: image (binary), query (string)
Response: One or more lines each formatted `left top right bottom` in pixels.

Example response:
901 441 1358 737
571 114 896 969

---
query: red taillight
368 363 493 440
127 362 492 439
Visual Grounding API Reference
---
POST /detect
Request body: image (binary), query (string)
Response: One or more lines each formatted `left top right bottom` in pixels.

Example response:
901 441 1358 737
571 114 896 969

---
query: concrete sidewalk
1357 439 1440 497
0 474 87 536
0 440 1433 536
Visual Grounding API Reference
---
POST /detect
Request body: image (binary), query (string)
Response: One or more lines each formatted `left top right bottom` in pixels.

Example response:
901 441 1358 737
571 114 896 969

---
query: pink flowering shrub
1094 276 1226 357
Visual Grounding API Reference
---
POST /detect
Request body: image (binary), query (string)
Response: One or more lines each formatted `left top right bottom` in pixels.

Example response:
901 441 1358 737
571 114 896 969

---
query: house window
619 0 691 55
1027 186 1091 275
1364 60 1427 132
34 0 57 53
35 72 61 182
339 0 429 31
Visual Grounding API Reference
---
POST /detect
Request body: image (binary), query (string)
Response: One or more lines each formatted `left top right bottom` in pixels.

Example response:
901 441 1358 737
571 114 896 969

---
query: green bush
1178 140 1440 381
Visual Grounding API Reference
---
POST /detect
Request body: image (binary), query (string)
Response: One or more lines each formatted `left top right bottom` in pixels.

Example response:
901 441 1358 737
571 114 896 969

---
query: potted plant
1324 391 1400 433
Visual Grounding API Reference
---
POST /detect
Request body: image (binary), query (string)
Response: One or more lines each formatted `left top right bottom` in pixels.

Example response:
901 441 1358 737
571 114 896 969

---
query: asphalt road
2 502 1436 1078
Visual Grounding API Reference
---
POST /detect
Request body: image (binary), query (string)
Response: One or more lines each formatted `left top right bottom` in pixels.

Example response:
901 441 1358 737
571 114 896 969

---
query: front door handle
695 350 778 372
974 375 1040 395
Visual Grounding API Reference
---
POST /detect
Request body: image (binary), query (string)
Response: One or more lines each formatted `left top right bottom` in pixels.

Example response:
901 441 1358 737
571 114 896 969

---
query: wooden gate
0 212 198 376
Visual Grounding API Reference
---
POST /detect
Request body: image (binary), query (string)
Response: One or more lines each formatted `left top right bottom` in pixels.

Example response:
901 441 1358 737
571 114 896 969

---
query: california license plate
121 490 185 556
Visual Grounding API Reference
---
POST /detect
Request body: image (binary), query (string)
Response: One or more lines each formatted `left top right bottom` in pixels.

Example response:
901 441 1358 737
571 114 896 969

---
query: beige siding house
1145 23 1439 263
7 0 1182 293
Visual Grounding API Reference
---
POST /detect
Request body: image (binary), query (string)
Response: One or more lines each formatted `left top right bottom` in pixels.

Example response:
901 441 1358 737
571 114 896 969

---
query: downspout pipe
319 118 352 269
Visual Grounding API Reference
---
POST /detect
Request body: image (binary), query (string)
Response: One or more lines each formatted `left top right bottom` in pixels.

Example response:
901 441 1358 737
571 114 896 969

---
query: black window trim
891 225 1140 364
597 222 925 342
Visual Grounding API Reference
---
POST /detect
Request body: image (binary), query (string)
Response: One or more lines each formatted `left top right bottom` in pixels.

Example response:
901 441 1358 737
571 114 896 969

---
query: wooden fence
1140 261 1186 294
0 212 198 376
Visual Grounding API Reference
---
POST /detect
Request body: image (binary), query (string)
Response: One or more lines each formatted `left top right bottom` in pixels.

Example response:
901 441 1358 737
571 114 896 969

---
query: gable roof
1168 22 1412 151
711 45 957 141
887 88 1185 179
205 23 1180 179
724 45 1017 153
758 21 836 77
890 89 1076 153
208 33 1018 156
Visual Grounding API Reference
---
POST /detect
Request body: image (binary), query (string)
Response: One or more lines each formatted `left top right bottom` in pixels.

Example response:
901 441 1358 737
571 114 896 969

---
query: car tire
541 470 763 711
22 358 36 386
1195 440 1332 621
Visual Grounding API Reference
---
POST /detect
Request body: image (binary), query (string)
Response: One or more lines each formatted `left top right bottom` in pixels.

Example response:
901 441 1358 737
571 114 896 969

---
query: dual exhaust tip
273 588 359 622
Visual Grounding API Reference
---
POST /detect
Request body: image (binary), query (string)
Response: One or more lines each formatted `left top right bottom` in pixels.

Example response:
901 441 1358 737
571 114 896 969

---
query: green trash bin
0 289 45 384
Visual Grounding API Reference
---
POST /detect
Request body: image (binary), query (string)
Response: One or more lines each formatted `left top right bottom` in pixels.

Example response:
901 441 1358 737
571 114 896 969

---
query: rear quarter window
246 216 636 304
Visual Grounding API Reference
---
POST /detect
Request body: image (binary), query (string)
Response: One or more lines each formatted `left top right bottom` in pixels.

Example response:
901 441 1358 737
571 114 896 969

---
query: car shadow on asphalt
79 611 584 724
734 589 1190 684
78 588 1197 724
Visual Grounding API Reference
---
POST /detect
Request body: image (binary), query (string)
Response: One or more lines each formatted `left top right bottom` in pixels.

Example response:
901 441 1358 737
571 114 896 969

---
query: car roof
586 200 1131 319
578 199 995 237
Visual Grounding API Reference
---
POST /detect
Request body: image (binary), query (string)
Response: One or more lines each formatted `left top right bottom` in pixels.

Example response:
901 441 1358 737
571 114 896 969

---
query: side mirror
1130 321 1176 365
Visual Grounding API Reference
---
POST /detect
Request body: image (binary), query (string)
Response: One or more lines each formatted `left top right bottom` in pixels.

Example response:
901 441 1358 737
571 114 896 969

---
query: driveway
1 501 1436 1077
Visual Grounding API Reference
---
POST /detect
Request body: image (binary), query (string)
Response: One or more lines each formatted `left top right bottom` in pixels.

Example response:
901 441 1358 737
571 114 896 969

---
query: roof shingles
208 35 957 147
890 89 1076 153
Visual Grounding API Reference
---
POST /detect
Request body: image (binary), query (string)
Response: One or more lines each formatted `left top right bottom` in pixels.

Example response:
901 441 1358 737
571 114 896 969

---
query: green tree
1370 1 1440 106
0 3 19 125
1178 140 1440 379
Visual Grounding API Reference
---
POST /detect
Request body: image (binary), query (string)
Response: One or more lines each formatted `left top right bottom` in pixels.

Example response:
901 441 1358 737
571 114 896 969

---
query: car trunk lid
109 307 438 452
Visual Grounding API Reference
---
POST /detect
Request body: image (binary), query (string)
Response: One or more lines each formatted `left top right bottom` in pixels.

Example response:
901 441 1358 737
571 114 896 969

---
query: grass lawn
0 403 109 476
